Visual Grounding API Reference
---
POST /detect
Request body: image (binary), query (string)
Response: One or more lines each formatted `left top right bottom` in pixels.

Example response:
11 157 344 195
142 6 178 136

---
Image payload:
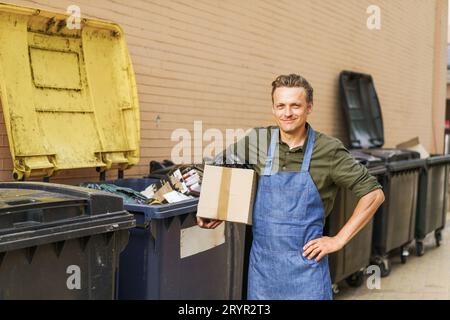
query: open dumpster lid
0 3 140 180
339 71 384 149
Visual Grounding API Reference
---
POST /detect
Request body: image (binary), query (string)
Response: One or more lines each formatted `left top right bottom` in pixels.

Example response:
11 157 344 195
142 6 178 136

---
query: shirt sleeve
330 140 382 198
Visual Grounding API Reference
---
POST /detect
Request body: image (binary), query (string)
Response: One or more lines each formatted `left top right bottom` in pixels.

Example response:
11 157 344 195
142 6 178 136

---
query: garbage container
83 178 246 300
0 4 142 299
415 155 450 256
339 71 426 276
370 158 424 275
325 150 386 289
0 182 134 300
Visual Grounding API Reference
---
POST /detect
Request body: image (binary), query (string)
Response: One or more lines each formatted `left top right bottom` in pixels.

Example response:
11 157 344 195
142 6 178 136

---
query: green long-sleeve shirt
213 123 382 217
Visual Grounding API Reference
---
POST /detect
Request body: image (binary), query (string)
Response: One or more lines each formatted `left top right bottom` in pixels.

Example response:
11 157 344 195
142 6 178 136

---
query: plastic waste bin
0 182 134 300
415 155 450 256
0 4 142 299
325 151 386 290
370 159 424 275
339 71 425 276
83 178 246 300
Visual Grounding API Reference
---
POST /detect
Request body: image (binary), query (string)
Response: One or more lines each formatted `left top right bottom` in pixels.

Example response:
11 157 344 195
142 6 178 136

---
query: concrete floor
335 215 450 300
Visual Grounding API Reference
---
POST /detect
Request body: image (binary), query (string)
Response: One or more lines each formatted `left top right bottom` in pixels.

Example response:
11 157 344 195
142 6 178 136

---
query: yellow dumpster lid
0 3 140 180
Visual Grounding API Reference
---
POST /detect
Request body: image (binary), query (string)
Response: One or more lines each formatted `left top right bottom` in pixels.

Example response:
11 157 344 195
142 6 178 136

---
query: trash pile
80 153 253 206
80 183 154 205
81 162 204 206
144 164 203 204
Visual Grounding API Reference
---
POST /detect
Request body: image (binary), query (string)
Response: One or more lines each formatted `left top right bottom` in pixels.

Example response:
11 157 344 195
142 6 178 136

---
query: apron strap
263 128 279 176
301 126 315 173
263 125 315 175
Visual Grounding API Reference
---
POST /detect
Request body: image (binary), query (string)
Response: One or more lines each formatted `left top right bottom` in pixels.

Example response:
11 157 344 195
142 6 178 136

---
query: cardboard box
197 165 257 225
396 137 430 159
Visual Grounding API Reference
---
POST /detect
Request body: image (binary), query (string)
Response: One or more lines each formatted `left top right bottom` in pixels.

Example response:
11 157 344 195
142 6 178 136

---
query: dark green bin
415 155 450 256
326 151 386 289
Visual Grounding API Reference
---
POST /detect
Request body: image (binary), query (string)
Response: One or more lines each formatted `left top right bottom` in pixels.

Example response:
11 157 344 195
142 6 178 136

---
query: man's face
272 87 312 134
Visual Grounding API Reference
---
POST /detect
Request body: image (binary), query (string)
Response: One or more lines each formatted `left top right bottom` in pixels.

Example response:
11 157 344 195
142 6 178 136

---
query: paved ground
335 214 450 300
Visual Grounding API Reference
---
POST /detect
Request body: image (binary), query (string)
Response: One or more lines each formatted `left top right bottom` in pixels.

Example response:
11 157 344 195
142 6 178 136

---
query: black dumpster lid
350 150 385 168
339 71 384 149
0 181 125 212
0 188 88 229
0 182 135 252
0 182 127 228
368 165 387 176
426 154 450 166
0 188 84 211
387 158 426 172
360 148 421 163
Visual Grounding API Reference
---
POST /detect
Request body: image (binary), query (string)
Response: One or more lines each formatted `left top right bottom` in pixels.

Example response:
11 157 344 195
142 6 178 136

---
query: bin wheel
435 231 442 247
332 284 340 295
345 270 365 287
372 256 391 277
400 246 409 264
415 241 425 257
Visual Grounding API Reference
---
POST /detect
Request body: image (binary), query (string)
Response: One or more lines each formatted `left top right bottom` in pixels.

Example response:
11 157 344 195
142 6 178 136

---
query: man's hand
302 189 385 263
302 236 345 262
197 216 223 229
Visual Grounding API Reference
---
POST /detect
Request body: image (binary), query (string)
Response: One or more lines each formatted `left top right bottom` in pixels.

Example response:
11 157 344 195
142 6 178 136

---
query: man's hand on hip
302 236 346 262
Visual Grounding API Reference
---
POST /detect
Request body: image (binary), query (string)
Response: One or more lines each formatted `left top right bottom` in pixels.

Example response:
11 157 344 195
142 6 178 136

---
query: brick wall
0 0 447 183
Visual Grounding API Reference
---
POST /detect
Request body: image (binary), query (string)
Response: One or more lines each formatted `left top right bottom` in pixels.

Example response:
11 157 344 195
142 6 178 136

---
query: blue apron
247 126 333 300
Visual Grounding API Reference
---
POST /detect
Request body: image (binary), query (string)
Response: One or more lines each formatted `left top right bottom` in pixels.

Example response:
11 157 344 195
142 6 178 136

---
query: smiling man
197 73 385 300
